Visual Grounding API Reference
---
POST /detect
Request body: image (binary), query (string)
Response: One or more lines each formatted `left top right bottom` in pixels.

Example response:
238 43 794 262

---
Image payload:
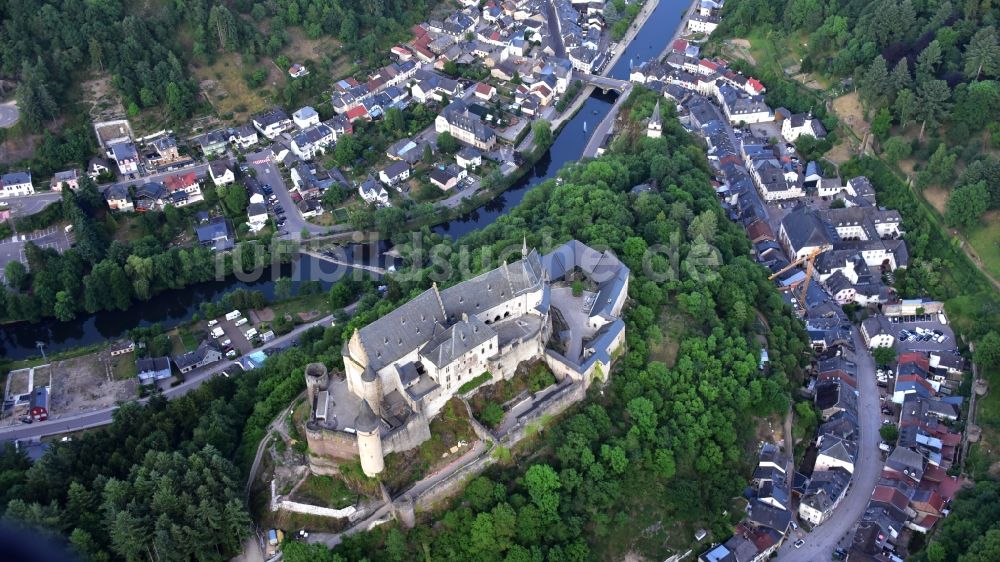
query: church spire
522 235 528 258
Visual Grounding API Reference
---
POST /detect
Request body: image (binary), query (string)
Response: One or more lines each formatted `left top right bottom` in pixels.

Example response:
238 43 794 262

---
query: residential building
359 177 390 206
293 106 321 129
229 124 259 150
782 112 827 141
50 169 80 191
163 172 203 206
0 171 34 197
135 182 168 212
379 161 412 187
87 157 111 179
860 315 894 349
198 130 228 158
136 356 172 385
290 123 336 161
109 142 140 175
196 217 234 252
247 202 268 232
435 99 497 151
174 341 223 374
456 147 482 169
799 468 852 526
104 185 134 212
429 165 462 190
688 14 720 34
289 63 309 78
253 109 293 139
209 160 235 186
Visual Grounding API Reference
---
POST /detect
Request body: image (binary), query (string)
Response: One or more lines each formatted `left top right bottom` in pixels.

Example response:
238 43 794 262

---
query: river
0 0 691 360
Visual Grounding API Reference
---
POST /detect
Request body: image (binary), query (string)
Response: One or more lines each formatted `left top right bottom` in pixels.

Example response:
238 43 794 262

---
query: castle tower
355 399 385 477
647 99 663 139
304 362 329 413
360 365 383 416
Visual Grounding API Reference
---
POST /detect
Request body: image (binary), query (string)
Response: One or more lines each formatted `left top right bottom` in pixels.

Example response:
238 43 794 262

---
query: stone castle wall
382 414 433 455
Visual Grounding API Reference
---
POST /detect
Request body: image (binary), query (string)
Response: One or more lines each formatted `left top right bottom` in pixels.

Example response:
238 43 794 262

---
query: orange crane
768 245 830 305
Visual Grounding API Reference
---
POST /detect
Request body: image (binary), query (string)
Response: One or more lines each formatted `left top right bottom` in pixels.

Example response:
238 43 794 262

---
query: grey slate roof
421 314 495 368
357 287 447 372
781 205 831 252
354 399 380 432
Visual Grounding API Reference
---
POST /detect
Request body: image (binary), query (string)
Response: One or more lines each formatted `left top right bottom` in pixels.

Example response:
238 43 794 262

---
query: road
0 313 335 443
580 83 633 157
776 328 883 561
3 191 62 220
246 148 328 239
0 100 18 128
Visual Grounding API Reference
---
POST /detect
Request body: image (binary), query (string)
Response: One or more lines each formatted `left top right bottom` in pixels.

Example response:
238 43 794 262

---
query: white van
225 310 242 321
234 317 248 327
211 327 225 339
207 319 219 327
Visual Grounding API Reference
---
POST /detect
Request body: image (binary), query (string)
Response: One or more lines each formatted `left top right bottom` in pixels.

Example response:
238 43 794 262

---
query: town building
253 109 293 139
136 357 172 385
0 171 34 197
782 112 827 141
50 169 80 192
293 106 321 129
173 341 223 374
435 100 497 151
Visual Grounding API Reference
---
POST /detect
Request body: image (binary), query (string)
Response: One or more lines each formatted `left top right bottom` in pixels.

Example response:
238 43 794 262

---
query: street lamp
36 341 47 363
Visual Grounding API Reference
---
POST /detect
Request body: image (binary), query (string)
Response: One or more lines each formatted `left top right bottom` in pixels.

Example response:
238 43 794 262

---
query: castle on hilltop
305 240 629 477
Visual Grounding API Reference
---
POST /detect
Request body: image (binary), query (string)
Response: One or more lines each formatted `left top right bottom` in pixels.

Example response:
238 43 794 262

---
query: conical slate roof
354 400 380 433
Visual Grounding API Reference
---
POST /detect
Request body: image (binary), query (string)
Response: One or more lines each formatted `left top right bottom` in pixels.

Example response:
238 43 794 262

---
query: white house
229 124 259 150
253 109 293 139
782 112 827 142
109 141 140 175
813 435 856 474
379 161 412 187
0 171 34 197
247 202 269 232
291 124 336 161
293 106 321 129
687 14 720 34
209 160 235 186
860 316 895 349
456 147 482 169
359 178 390 206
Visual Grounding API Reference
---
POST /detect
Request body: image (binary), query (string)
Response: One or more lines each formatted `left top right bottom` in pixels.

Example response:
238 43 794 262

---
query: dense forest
717 0 1000 229
0 0 436 128
0 179 295 324
0 89 810 561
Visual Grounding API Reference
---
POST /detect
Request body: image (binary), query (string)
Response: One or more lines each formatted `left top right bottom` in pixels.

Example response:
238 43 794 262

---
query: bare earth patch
723 38 756 65
923 186 950 214
832 92 869 139
49 353 137 416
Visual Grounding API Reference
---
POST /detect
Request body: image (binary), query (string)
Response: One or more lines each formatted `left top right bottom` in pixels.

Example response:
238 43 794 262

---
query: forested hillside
0 0 435 127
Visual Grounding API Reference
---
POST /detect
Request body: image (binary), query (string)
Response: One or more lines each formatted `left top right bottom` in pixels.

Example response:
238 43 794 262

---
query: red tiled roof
700 59 719 70
672 39 688 52
475 82 493 94
163 172 197 192
872 485 909 511
748 77 765 92
819 370 858 388
746 219 775 242
346 106 368 121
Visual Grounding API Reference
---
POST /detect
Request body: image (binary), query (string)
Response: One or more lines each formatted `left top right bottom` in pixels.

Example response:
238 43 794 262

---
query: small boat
592 110 598 114
583 121 588 132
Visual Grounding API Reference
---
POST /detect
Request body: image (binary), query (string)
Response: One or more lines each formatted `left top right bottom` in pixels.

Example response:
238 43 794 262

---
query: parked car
794 539 805 549
221 338 231 347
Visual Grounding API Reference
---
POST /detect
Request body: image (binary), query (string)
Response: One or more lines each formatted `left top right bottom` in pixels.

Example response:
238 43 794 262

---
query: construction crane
768 245 830 305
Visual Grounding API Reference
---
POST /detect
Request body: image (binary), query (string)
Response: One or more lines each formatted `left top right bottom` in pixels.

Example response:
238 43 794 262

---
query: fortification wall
305 426 358 462
382 414 432 455
500 380 585 446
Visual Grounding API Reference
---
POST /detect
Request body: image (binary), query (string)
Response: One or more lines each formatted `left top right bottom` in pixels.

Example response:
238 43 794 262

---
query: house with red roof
473 82 497 101
162 172 203 207
346 105 369 122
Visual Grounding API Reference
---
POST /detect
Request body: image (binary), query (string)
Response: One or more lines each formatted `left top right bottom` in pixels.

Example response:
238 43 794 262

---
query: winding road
776 328 883 561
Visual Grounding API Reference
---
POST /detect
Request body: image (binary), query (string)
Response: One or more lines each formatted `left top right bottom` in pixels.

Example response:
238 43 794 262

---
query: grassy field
110 353 138 381
965 212 1000 283
291 474 357 509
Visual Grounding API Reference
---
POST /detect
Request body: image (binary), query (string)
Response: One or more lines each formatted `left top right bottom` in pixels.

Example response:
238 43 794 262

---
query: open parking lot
0 228 74 279
207 312 261 357
889 318 956 354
